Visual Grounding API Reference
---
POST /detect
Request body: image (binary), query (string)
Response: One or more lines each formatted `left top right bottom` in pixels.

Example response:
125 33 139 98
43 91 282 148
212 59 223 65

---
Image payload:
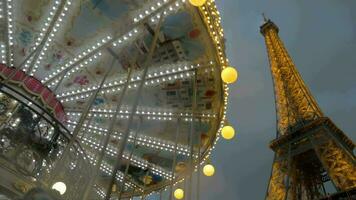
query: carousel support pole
51 54 117 181
79 114 94 140
104 13 164 200
196 119 202 200
184 178 188 200
187 68 198 200
81 49 133 200
117 116 142 200
129 185 137 200
169 118 181 200
82 121 115 198
52 70 66 93
140 169 151 200
159 189 163 200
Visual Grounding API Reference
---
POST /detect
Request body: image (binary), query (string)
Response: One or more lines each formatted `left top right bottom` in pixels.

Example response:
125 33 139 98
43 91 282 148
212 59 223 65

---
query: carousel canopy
0 0 232 199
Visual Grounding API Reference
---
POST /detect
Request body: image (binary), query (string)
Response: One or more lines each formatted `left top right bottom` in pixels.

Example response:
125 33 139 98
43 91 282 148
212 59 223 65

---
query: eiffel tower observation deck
260 17 356 200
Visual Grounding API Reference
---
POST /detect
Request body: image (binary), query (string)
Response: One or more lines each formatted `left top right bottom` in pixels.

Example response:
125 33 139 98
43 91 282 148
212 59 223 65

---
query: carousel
0 0 238 199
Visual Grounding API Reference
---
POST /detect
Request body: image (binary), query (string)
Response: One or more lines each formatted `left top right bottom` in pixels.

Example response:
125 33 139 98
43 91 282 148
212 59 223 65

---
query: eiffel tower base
266 118 356 200
318 188 356 200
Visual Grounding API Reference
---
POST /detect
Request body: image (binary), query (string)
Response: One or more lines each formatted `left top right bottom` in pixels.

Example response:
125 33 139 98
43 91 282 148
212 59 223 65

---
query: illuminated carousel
0 0 238 199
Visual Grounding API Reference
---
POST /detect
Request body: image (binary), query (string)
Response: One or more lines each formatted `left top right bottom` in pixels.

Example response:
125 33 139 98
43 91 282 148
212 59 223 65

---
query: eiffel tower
260 17 356 200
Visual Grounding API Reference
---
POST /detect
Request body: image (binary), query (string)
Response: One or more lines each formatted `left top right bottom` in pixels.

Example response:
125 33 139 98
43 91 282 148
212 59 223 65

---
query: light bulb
52 182 67 195
203 164 215 176
189 0 207 7
174 188 184 199
221 67 238 84
221 125 235 140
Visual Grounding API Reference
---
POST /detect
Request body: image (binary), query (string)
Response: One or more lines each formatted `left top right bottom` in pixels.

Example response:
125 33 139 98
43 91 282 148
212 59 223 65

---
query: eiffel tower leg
308 135 339 191
266 149 289 200
265 154 276 197
289 171 299 200
309 131 356 191
284 144 292 200
284 147 303 200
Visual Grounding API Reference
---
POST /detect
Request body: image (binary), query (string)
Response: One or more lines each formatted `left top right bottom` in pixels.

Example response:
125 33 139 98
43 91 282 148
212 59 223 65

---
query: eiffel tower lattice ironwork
261 18 356 200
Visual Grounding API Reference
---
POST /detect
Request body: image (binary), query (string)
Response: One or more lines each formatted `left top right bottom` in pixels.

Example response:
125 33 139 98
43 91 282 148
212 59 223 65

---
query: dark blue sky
199 0 356 199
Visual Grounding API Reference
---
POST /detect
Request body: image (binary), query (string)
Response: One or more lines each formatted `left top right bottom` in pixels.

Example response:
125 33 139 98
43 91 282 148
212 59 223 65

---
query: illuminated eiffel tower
260 17 356 200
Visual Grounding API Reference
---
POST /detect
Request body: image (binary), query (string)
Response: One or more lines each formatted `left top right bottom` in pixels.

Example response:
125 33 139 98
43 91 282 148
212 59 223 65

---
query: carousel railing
0 83 93 199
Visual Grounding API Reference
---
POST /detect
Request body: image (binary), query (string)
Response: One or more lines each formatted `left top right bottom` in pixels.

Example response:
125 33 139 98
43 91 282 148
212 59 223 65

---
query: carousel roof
0 0 231 198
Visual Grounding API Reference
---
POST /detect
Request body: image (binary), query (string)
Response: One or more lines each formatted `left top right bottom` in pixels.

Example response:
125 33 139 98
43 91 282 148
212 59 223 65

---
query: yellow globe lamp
189 0 207 7
221 125 235 140
203 164 215 177
52 182 67 195
221 67 238 84
174 188 184 199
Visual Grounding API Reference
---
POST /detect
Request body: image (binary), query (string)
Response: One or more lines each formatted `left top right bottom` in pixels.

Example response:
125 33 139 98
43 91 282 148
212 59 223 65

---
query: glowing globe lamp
52 182 67 195
189 0 207 7
221 125 235 140
174 188 184 199
221 67 238 84
203 164 215 177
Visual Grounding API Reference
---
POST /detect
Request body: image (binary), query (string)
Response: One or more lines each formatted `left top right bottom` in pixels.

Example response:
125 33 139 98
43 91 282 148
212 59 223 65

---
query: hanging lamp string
169 117 181 200
117 116 143 200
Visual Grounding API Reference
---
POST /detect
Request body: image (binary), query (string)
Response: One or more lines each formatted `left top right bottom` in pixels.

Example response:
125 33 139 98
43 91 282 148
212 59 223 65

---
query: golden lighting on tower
203 164 215 177
221 125 235 140
174 188 184 199
189 0 207 7
221 67 238 84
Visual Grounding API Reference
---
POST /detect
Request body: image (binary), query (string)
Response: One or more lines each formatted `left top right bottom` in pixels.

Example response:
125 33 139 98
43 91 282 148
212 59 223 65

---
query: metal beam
104 12 164 200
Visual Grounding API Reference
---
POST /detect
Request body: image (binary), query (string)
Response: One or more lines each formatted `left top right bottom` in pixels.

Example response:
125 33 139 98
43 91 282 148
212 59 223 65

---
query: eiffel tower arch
260 18 356 200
